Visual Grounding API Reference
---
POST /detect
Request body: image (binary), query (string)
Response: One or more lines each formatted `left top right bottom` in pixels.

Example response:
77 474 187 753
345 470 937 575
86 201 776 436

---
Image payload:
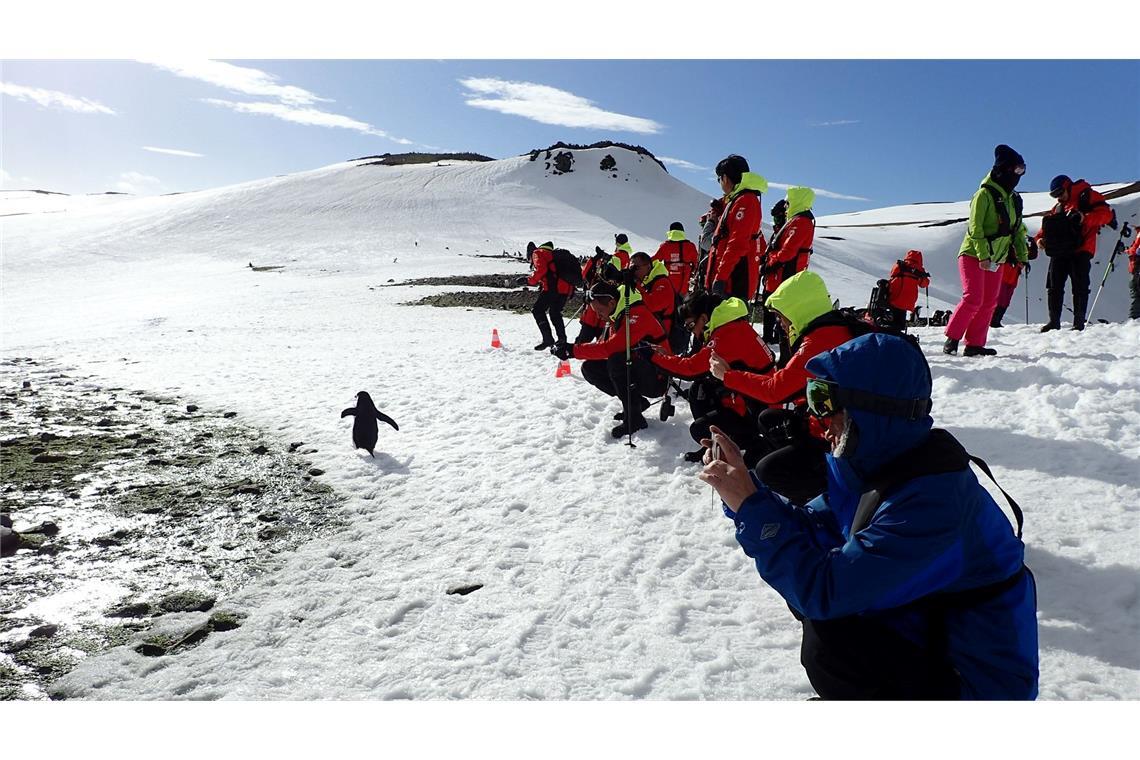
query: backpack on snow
867 278 895 328
550 248 585 288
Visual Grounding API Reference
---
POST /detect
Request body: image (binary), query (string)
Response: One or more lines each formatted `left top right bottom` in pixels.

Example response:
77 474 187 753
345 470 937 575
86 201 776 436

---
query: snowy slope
2 152 1138 700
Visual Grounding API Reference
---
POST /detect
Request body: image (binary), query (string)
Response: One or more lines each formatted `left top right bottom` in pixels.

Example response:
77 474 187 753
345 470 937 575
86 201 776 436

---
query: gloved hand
1108 216 1119 231
551 342 572 361
1023 261 1031 274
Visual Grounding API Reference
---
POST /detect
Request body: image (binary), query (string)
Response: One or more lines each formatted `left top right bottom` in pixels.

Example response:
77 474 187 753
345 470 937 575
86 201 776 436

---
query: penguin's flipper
340 408 357 418
375 411 399 431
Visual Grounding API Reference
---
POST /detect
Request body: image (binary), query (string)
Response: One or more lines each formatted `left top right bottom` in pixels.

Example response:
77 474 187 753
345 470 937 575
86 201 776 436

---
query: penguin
340 391 399 457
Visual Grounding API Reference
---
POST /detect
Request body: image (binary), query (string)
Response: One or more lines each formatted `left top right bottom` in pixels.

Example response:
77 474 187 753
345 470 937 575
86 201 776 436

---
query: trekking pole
1088 221 1133 323
622 281 636 449
925 286 930 314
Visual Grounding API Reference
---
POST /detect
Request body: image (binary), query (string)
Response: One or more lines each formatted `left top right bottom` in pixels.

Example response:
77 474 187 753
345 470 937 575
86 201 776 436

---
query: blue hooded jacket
730 333 1039 699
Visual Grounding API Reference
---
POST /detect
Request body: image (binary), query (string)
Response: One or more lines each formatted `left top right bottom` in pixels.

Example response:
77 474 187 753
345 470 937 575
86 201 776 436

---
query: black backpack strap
966 454 1024 539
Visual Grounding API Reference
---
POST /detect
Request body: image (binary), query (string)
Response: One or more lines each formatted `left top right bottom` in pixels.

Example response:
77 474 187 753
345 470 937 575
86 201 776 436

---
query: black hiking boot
989 306 1006 328
613 396 650 420
611 414 648 439
1039 323 1060 333
942 337 959 355
534 339 555 351
963 345 997 357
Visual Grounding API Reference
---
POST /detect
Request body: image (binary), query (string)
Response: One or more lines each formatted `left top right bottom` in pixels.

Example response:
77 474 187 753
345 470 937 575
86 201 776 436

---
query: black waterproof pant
1130 268 1140 320
1045 254 1091 328
532 289 568 344
581 352 667 420
889 306 908 331
799 615 961 700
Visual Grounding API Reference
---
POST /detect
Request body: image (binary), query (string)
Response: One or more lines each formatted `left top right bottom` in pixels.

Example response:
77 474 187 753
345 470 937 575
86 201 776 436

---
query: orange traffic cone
491 328 502 348
555 359 571 377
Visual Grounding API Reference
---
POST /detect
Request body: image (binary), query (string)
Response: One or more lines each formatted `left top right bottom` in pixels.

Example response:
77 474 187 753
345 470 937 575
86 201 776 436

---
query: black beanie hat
669 222 684 232
1049 175 1072 197
993 144 1024 170
615 233 629 245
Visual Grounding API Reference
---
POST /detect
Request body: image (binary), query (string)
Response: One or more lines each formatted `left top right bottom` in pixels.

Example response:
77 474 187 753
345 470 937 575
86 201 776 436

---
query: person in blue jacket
699 333 1039 699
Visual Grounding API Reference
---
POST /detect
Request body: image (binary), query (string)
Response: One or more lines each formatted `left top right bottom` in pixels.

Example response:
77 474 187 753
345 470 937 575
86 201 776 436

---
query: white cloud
809 119 861 127
113 171 165 195
659 156 708 172
459 77 662 134
145 61 328 106
143 146 205 158
0 81 115 115
202 99 413 144
769 181 869 202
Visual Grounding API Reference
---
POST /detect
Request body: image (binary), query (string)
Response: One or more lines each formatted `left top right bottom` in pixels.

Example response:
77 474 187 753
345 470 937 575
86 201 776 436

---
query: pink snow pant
945 255 1000 347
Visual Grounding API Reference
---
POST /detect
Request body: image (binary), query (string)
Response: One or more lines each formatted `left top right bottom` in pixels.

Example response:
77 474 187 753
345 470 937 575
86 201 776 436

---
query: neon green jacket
960 174 1029 265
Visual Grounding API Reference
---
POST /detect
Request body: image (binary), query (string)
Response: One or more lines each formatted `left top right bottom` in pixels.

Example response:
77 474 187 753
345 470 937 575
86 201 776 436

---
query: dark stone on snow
32 453 65 464
257 511 280 522
307 468 325 477
94 529 134 547
250 444 269 455
147 458 170 466
207 611 245 632
37 432 59 442
288 442 304 452
17 533 46 551
157 590 216 613
37 543 62 556
257 524 288 541
446 583 484 596
26 521 60 536
186 405 199 413
30 624 58 639
1 513 12 528
223 411 237 418
135 641 167 657
1 526 17 557
95 418 113 427
106 601 154 618
29 446 45 455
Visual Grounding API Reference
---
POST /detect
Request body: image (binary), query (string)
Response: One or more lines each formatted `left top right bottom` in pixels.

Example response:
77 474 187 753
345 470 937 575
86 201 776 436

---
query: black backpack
1040 212 1083 258
551 248 584 288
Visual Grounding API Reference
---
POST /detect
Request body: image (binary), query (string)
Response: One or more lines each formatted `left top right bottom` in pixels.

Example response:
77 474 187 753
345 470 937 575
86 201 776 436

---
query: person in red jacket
525 241 575 350
553 281 670 439
1035 175 1116 331
705 155 767 301
762 187 816 343
1127 230 1140 320
886 250 931 329
652 294 774 462
612 233 633 270
653 222 700 297
709 271 864 506
576 247 622 343
630 251 684 352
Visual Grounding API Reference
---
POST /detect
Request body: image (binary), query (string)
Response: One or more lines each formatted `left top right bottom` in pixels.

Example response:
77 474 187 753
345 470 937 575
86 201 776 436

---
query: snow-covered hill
2 149 1138 700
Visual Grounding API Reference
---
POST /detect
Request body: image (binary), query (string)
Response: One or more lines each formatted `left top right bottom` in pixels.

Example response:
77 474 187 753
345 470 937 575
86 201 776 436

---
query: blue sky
2 59 1137 215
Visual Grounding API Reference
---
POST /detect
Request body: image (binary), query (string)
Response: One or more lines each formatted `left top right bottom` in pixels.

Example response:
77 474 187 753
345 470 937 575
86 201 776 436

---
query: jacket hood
765 270 833 342
731 172 769 197
642 259 670 285
615 242 634 256
786 186 815 216
665 229 687 242
806 333 933 484
705 296 749 338
611 284 644 321
903 249 924 268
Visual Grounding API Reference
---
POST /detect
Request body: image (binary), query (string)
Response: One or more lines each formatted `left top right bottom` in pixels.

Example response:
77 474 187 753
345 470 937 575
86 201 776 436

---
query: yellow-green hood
786 186 815 216
731 172 769 198
765 270 833 343
704 297 749 338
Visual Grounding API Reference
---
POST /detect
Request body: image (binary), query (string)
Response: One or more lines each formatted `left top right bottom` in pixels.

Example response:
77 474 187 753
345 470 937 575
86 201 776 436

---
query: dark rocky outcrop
527 141 667 172
352 152 494 166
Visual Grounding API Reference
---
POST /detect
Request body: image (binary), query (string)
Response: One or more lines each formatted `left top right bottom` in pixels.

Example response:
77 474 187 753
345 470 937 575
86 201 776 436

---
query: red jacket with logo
572 302 670 362
653 239 699 296
1034 179 1114 257
652 318 774 416
707 192 764 299
527 247 575 295
638 270 678 335
886 250 930 312
763 214 815 295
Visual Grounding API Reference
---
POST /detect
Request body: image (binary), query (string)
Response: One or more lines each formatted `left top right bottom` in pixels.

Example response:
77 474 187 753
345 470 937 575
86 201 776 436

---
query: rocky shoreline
393 272 587 317
0 358 345 699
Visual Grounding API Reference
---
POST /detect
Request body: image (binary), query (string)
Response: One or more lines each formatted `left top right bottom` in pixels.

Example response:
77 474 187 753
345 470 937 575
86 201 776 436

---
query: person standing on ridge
943 144 1029 357
706 155 767 302
762 187 816 344
524 241 573 351
653 222 700 299
886 250 931 330
1035 175 1116 332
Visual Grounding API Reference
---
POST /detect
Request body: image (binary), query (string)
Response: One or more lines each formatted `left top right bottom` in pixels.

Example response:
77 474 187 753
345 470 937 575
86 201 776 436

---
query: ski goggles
805 377 933 421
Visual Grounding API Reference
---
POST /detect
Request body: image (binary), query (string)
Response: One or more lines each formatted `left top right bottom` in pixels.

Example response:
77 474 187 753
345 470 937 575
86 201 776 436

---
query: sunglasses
1049 187 1065 199
805 378 933 421
1013 164 1026 176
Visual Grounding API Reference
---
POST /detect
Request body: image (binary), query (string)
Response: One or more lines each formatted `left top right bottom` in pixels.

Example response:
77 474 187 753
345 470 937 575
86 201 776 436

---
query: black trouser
1130 268 1140 320
889 306 908 331
799 615 961 700
532 290 568 343
581 352 667 420
1045 254 1091 327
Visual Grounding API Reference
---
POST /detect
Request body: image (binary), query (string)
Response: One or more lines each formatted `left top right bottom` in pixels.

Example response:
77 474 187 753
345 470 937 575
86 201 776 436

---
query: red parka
527 245 575 295
706 180 765 299
1034 179 1114 257
652 303 774 417
1127 231 1140 274
572 300 670 362
887 250 931 312
763 213 815 295
637 260 679 337
653 238 699 296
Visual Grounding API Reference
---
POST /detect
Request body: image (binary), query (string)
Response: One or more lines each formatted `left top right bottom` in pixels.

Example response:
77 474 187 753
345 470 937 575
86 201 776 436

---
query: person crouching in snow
700 332 1039 700
886 249 930 330
524 241 574 351
553 281 671 439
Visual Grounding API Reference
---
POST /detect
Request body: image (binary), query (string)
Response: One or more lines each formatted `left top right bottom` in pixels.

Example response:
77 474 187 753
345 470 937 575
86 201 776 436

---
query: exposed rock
257 511 280 522
1 526 17 557
17 533 46 551
250 444 269 455
446 583 484 596
30 624 58 639
25 521 60 536
95 418 113 427
157 590 216 613
307 468 325 477
106 601 154 618
186 405 199 413
223 412 238 418
32 453 66 464
207 611 246 632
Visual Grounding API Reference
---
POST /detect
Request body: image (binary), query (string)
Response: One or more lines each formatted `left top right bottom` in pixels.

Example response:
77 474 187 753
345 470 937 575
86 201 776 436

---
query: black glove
1068 209 1083 224
551 342 572 361
1108 216 1119 231
710 280 726 296
1023 261 1031 274
515 277 529 286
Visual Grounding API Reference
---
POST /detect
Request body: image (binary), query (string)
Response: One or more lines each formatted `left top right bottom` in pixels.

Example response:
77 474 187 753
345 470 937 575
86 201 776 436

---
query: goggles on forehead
1013 163 1026 176
805 377 932 421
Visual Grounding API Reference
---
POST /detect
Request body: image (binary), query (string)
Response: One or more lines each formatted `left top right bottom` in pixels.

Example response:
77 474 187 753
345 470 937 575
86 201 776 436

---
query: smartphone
711 438 721 462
